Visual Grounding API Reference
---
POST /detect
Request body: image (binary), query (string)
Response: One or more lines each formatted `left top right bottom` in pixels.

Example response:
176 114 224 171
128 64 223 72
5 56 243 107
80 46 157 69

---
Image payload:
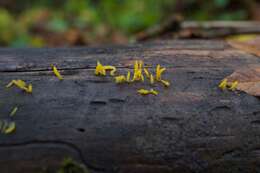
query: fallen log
0 40 260 173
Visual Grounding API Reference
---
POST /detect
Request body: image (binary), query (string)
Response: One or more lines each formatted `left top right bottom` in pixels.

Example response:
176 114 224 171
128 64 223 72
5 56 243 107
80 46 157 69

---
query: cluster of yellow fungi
218 79 238 91
0 107 18 134
3 65 63 135
95 60 170 95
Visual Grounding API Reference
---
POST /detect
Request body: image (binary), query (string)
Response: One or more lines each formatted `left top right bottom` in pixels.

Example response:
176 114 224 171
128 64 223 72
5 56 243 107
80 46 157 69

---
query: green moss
57 158 89 173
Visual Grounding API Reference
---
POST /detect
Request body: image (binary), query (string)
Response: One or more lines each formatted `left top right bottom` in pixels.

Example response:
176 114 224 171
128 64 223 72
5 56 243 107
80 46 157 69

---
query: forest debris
224 66 260 97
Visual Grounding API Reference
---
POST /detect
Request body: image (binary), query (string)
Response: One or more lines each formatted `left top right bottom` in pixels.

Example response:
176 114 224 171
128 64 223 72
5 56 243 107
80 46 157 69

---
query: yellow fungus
10 107 18 117
160 79 170 87
6 80 14 88
52 65 63 80
137 89 158 96
3 121 16 134
132 61 144 82
150 89 158 95
156 65 166 81
144 68 150 78
229 81 238 91
150 74 154 85
95 61 106 76
26 84 33 93
219 79 227 90
104 65 117 76
115 75 126 84
0 120 7 133
126 71 131 82
6 79 32 93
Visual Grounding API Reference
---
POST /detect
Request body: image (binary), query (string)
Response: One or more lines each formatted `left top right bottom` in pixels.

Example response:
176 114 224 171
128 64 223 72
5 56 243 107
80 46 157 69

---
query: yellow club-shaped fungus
218 79 227 90
115 75 126 84
137 89 158 96
156 64 166 81
144 68 150 78
160 79 170 87
6 80 33 93
3 121 16 134
229 81 238 91
95 61 106 76
150 74 154 85
126 71 131 83
132 61 144 82
10 106 18 117
52 65 63 80
104 65 117 76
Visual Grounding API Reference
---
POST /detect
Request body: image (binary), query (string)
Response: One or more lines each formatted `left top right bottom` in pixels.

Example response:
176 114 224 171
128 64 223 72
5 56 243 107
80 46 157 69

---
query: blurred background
0 0 260 47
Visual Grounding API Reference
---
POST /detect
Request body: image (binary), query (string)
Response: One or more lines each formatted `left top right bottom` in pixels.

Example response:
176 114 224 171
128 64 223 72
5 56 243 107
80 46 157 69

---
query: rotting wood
0 40 260 173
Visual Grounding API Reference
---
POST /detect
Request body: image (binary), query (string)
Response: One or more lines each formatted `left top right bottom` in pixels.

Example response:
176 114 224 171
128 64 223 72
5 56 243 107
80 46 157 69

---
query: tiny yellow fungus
219 79 227 90
150 74 154 85
160 79 170 87
144 68 150 78
115 75 126 84
95 61 106 76
104 65 117 76
6 80 14 88
26 84 33 93
229 81 238 91
137 89 158 95
126 71 131 82
132 61 144 82
10 106 18 117
137 89 150 95
0 120 7 133
156 64 166 81
52 65 63 80
3 121 16 134
6 79 32 93
150 89 158 95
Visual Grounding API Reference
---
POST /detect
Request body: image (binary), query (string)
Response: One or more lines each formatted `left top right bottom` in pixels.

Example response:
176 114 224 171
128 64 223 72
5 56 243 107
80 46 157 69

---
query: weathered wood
0 40 260 173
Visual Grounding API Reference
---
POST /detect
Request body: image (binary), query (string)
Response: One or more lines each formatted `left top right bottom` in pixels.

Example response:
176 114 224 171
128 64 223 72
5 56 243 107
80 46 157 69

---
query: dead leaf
225 65 260 97
228 36 260 57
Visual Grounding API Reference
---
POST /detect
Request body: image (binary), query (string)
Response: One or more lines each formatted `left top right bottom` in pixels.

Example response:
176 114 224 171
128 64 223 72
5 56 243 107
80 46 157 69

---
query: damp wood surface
0 40 260 173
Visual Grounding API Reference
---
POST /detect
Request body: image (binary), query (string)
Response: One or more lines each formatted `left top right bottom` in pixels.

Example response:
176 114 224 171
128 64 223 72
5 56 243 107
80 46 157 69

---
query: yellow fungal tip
52 65 63 80
137 88 158 96
104 65 117 76
3 121 16 134
160 80 170 87
95 61 106 76
10 107 18 117
229 81 238 91
219 79 227 90
115 75 126 84
6 79 33 93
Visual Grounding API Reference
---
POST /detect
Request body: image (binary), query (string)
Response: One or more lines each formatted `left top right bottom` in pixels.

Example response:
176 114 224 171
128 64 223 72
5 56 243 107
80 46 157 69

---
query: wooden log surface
0 40 260 173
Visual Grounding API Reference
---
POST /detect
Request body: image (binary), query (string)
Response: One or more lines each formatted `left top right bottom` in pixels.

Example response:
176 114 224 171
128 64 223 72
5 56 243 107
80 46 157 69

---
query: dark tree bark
0 40 260 173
